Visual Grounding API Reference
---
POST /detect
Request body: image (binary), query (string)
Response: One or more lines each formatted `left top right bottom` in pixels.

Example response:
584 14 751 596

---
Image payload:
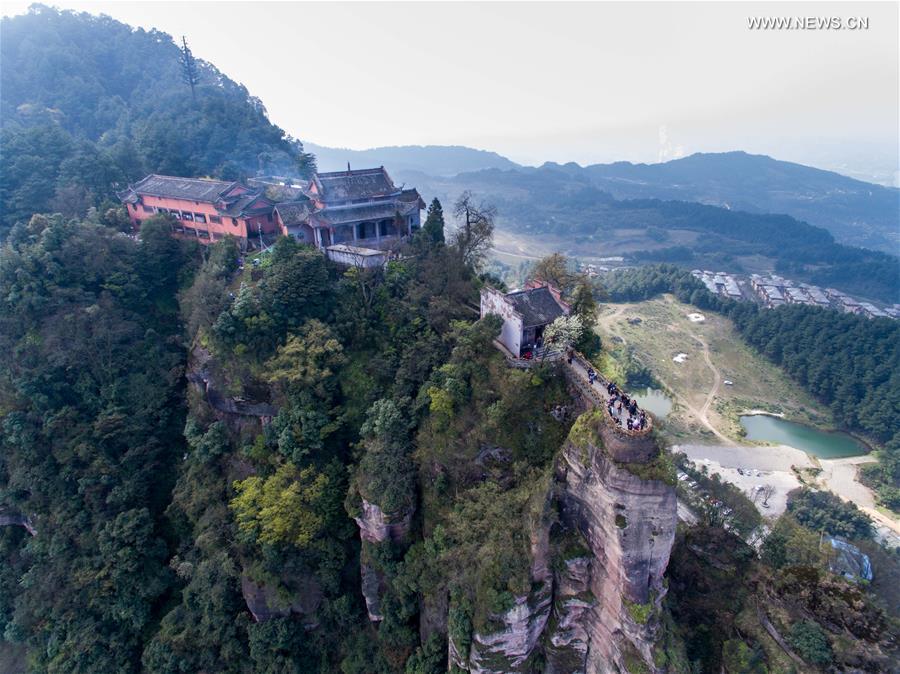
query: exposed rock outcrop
447 408 677 673
0 509 36 536
353 498 412 544
241 574 322 629
553 411 677 674
450 519 554 673
466 581 553 673
186 345 277 433
545 554 595 673
353 498 413 622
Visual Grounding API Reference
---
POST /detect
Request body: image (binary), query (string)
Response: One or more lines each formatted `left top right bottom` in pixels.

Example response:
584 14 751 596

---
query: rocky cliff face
353 498 414 622
545 554 595 673
552 411 677 674
448 410 676 674
186 345 277 434
449 526 554 673
240 575 322 629
354 498 413 545
0 509 36 536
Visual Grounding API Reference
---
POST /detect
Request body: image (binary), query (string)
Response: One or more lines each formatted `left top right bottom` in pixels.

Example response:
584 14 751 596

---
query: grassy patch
566 409 604 455
595 296 833 443
616 449 677 487
625 598 654 625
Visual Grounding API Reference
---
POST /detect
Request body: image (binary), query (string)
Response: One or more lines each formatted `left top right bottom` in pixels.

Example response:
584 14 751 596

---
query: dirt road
817 456 900 539
599 305 732 444
692 332 729 442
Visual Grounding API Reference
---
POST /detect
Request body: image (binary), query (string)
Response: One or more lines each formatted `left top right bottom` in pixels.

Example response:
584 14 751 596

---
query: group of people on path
564 351 649 433
604 381 648 432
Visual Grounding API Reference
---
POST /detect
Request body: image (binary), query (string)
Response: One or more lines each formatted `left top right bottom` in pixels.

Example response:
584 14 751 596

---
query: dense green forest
0 214 195 670
606 264 900 510
3 210 896 674
0 5 313 238
0 185 578 671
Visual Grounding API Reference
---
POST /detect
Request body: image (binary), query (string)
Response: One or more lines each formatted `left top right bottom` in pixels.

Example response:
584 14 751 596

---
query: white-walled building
480 282 571 357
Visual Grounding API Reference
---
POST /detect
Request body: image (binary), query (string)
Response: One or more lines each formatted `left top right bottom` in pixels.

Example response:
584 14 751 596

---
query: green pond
739 414 868 459
632 388 673 419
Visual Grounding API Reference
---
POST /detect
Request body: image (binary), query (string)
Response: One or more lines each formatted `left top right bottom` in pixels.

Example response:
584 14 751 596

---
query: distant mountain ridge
575 151 900 253
307 143 899 253
304 142 519 177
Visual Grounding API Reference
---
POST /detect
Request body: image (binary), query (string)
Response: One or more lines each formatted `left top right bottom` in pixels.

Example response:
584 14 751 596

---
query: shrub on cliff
788 620 832 667
231 463 329 548
353 398 416 515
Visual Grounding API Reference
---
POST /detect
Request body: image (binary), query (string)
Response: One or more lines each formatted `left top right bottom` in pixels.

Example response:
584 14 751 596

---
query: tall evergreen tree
422 198 445 245
180 36 200 102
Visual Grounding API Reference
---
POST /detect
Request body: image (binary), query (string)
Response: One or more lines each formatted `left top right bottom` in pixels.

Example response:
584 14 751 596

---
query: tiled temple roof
275 201 311 226
311 200 418 227
506 286 568 327
118 175 236 203
313 167 397 202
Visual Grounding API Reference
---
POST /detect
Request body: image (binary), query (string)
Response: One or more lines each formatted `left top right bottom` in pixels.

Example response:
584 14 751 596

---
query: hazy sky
4 1 899 183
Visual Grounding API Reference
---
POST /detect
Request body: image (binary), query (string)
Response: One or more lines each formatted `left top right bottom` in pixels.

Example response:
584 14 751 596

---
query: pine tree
180 36 200 102
422 197 445 245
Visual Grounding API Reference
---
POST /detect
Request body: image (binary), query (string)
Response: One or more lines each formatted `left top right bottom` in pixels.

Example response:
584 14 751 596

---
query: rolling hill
403 164 900 303
307 144 899 254
304 142 519 177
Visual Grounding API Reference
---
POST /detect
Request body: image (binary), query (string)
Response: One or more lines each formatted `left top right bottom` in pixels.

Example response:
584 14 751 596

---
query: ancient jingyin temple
119 165 425 264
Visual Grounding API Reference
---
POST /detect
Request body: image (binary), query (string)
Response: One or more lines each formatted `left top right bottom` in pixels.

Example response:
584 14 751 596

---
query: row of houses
118 166 425 265
692 270 897 320
750 274 896 319
748 274 831 309
691 270 743 300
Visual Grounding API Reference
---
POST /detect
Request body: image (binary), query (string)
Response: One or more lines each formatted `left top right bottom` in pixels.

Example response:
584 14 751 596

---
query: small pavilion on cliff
480 281 571 358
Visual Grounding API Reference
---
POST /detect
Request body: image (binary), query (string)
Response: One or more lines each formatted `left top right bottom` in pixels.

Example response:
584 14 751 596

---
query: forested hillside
305 142 520 176
2 216 897 673
0 214 195 670
577 151 900 253
412 167 900 303
0 190 585 671
1 7 898 674
0 5 313 237
366 149 899 253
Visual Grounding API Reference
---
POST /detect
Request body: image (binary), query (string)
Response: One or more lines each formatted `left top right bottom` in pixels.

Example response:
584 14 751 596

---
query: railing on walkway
561 350 654 438
492 341 653 437
492 340 562 368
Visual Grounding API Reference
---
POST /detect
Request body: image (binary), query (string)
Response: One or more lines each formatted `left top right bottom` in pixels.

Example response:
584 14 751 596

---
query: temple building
480 281 571 358
118 175 279 246
303 167 424 249
119 166 424 260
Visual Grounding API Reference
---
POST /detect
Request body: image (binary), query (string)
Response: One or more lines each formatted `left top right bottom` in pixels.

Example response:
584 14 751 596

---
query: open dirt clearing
594 295 830 442
598 295 897 535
